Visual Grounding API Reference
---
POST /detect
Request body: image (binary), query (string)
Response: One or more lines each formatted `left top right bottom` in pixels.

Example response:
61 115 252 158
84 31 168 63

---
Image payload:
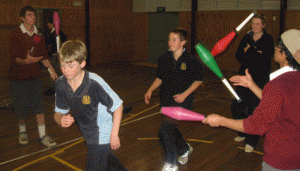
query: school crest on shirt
82 95 91 105
180 63 186 70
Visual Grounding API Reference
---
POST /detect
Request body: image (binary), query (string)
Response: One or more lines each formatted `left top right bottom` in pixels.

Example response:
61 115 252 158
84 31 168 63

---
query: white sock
38 124 46 138
19 124 26 133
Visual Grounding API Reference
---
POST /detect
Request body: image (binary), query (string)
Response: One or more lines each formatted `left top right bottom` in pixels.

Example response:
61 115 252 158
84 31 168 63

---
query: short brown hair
59 40 87 64
170 28 187 42
20 6 35 18
253 14 266 25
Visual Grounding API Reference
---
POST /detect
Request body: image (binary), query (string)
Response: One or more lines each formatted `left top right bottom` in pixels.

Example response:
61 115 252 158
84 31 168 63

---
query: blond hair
58 40 87 63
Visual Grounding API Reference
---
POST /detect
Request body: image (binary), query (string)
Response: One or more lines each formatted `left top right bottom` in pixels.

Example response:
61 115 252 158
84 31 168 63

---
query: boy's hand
173 93 187 103
144 90 152 104
60 114 75 128
110 135 121 150
202 114 223 127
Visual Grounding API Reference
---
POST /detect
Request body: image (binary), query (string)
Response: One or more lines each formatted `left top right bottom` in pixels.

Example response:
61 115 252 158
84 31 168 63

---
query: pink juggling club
161 107 205 121
53 11 61 52
211 10 257 56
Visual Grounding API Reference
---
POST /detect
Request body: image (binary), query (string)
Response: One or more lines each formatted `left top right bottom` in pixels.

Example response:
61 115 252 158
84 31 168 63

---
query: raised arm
202 114 245 133
230 69 263 99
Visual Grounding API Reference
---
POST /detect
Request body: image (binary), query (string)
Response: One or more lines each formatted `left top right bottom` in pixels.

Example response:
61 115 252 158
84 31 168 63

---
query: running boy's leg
86 144 127 171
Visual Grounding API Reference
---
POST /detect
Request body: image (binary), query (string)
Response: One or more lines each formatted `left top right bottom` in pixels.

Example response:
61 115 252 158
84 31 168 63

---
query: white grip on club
56 36 60 52
236 11 257 33
30 47 34 53
48 68 53 74
221 78 241 102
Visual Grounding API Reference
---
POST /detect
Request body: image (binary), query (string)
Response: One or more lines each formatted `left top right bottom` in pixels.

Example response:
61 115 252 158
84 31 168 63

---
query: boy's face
168 32 186 53
60 60 86 81
47 22 54 30
21 11 36 26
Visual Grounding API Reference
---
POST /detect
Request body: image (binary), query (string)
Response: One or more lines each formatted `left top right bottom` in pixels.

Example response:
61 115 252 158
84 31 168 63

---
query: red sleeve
243 81 283 136
9 29 23 65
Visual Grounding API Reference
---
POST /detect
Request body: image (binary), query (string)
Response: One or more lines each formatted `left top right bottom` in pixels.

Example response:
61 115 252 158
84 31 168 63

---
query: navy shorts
10 78 44 120
86 144 127 171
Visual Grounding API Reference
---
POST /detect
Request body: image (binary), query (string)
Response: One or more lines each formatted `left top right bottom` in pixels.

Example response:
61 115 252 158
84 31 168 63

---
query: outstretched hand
229 69 253 88
202 114 223 127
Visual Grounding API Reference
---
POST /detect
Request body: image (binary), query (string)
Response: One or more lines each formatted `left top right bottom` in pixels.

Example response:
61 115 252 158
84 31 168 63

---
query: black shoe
43 88 55 96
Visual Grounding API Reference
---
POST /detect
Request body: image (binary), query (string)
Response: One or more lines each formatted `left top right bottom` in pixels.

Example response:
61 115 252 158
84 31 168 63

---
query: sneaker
40 135 57 148
19 132 28 145
245 144 254 153
162 163 172 171
178 143 193 165
234 136 246 142
169 165 178 171
162 163 178 171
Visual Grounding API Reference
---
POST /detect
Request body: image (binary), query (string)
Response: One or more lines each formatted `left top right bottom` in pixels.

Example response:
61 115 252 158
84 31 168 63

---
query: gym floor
0 62 264 171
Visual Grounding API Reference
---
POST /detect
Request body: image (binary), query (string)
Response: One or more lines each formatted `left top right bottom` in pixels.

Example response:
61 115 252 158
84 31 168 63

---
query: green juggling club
195 43 242 102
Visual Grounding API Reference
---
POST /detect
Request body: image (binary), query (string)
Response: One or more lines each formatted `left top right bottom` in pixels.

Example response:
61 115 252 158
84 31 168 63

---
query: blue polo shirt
55 71 123 145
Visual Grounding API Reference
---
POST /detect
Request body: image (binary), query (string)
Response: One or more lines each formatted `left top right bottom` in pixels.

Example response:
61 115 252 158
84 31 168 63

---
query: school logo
181 63 186 70
82 95 91 105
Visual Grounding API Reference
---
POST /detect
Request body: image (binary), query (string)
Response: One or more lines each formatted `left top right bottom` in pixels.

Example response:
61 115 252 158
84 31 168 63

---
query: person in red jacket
8 6 58 147
203 29 300 170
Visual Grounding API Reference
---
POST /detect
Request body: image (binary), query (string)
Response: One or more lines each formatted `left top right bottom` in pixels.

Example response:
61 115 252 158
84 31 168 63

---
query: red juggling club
211 10 257 56
53 11 61 52
161 107 205 121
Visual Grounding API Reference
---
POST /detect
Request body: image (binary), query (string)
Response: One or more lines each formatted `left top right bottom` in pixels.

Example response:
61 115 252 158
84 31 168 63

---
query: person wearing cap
202 29 300 171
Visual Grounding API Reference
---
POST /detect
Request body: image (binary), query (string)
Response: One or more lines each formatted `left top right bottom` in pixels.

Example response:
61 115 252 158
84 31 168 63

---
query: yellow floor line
12 155 49 171
12 105 160 170
121 103 160 123
188 139 214 144
56 139 85 154
121 112 160 126
51 155 83 171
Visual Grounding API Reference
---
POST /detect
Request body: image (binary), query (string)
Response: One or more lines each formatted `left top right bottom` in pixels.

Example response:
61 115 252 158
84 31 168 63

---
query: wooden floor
0 62 265 171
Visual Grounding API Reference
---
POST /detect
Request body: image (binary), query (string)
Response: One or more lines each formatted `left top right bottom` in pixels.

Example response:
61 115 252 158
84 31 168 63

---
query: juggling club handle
221 77 242 103
236 10 257 33
56 36 60 52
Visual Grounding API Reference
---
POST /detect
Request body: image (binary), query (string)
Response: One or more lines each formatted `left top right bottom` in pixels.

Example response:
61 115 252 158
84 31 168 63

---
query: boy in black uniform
54 40 127 171
145 28 205 171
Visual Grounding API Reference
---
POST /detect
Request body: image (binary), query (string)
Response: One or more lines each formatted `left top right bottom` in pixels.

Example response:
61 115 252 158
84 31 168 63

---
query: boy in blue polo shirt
54 40 127 171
